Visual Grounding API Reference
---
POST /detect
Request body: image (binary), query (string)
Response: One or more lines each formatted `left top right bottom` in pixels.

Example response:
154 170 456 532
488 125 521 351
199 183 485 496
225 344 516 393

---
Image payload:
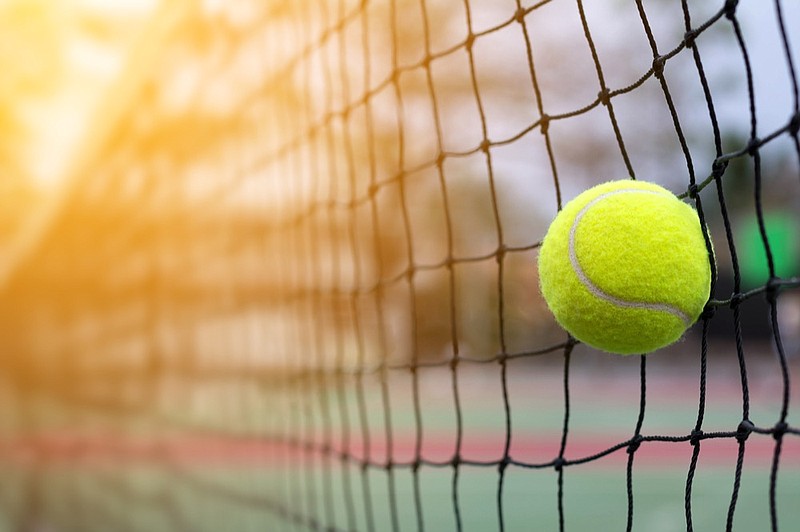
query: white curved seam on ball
568 188 693 326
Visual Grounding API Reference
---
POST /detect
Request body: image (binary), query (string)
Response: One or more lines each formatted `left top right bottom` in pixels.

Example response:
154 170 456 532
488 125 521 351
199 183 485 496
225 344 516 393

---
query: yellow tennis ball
538 180 712 355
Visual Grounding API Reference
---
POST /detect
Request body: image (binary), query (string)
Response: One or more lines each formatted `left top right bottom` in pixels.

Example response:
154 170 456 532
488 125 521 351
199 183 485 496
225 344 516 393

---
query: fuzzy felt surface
538 180 712 355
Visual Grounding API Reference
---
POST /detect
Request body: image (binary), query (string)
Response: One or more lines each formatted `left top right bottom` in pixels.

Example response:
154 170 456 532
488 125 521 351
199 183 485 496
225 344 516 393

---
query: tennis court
1 349 798 530
0 0 798 531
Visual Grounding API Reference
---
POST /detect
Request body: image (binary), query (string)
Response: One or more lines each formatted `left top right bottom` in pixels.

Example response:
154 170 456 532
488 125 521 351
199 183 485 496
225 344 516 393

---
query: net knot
514 7 526 24
465 33 475 51
736 419 754 442
701 304 716 320
597 88 611 107
566 335 579 349
746 137 760 156
789 111 800 136
729 292 743 309
436 151 446 167
451 455 461 468
772 422 788 440
384 459 393 472
411 459 421 473
724 0 739 20
765 277 780 304
711 159 728 178
498 456 510 473
690 429 704 446
553 457 565 472
449 357 459 371
687 183 699 199
539 114 550 135
479 139 491 153
652 56 665 79
627 435 643 454
683 30 697 49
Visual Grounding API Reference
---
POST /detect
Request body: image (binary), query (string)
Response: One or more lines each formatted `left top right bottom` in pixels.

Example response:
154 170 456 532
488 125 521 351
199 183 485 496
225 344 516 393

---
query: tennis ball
538 180 712 355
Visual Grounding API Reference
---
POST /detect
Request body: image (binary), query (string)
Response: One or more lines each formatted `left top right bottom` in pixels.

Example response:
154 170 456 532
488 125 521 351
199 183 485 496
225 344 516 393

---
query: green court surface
1 461 797 531
0 351 797 531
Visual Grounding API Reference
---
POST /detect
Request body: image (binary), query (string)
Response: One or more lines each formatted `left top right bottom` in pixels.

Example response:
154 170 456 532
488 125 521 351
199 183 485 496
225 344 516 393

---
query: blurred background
0 0 798 531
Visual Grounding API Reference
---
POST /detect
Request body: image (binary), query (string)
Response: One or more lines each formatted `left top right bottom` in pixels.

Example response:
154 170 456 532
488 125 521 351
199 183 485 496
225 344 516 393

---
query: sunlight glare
0 0 156 188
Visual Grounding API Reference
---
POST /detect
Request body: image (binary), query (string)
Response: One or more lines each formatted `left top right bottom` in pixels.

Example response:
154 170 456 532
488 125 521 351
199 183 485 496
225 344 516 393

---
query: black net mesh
0 0 799 531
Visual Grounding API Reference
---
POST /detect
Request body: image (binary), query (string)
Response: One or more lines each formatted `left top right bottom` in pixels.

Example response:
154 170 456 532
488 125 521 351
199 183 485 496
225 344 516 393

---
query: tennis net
0 0 799 531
